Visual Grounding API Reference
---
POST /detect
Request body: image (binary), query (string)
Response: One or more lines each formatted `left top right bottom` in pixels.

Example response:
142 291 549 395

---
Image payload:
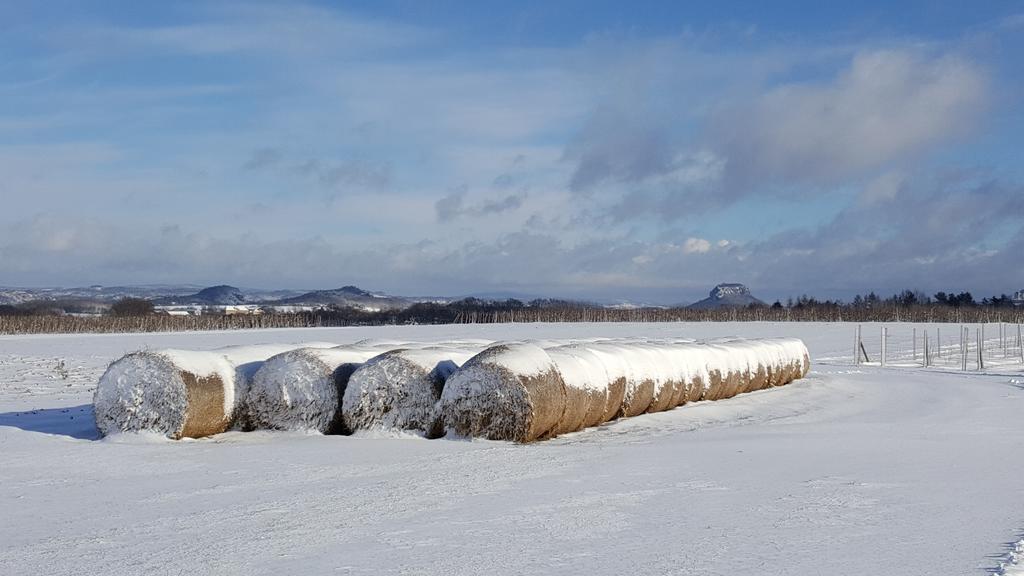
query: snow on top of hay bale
151 349 238 417
544 345 611 392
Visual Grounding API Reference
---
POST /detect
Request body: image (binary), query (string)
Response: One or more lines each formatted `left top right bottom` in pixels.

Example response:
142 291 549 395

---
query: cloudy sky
2 1 1023 303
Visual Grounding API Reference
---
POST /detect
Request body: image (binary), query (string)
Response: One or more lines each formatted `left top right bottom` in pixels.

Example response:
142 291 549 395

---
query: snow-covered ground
1 322 1022 575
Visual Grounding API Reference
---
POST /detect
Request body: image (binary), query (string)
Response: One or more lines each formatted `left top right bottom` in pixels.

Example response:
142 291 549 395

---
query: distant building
1014 289 1024 306
155 305 203 316
221 305 263 316
155 304 264 316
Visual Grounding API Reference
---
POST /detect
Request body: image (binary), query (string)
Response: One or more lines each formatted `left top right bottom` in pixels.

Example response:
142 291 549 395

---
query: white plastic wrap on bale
93 342 337 439
440 343 567 443
246 346 388 433
342 346 483 437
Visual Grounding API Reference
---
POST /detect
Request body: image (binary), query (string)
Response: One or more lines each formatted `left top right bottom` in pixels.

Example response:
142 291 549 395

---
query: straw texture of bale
441 343 567 442
341 346 480 437
618 376 655 417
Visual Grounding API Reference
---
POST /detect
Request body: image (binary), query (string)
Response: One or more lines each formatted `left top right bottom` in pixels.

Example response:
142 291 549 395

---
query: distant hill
154 285 246 305
0 284 202 305
270 285 410 310
688 283 765 309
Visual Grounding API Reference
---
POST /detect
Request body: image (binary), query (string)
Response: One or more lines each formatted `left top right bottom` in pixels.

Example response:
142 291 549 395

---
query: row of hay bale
440 338 810 442
93 337 809 442
93 339 494 439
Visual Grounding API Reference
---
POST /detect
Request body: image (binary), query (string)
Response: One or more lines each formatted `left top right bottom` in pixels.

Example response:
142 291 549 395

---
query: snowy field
2 322 1023 575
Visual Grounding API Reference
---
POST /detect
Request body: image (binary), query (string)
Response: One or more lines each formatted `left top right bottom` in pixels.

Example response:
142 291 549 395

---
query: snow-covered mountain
688 283 766 309
271 285 412 309
0 285 202 305
153 285 248 306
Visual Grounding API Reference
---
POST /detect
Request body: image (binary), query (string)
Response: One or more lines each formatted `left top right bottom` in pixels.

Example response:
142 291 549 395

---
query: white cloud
683 237 712 254
714 49 989 190
2 5 1020 301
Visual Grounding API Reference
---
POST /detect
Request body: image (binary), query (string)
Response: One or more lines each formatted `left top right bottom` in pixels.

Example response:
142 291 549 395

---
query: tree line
0 290 1021 335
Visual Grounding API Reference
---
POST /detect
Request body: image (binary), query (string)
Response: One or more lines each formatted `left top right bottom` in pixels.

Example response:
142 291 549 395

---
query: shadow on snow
0 404 99 440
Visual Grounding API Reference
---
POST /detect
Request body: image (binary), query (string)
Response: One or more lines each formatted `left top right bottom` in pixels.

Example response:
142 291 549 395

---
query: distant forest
0 289 1021 334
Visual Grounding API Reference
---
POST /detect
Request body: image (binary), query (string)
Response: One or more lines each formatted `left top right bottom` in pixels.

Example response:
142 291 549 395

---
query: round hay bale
704 342 748 400
617 361 656 418
722 366 746 399
703 366 728 401
686 344 718 401
342 346 480 438
246 347 383 433
670 343 712 405
749 362 770 392
94 350 235 439
440 343 566 443
94 343 338 439
641 346 682 414
726 340 760 395
758 341 783 388
581 345 633 423
747 340 777 393
686 373 708 403
700 338 810 398
703 340 747 399
748 338 809 387
766 340 794 388
545 345 611 434
668 343 699 408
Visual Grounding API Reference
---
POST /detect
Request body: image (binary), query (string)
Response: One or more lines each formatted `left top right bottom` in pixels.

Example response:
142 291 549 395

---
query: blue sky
1 1 1023 303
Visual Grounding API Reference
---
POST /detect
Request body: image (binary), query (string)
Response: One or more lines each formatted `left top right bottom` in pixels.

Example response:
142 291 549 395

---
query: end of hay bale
441 343 566 443
246 348 355 434
93 350 235 439
343 348 474 437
